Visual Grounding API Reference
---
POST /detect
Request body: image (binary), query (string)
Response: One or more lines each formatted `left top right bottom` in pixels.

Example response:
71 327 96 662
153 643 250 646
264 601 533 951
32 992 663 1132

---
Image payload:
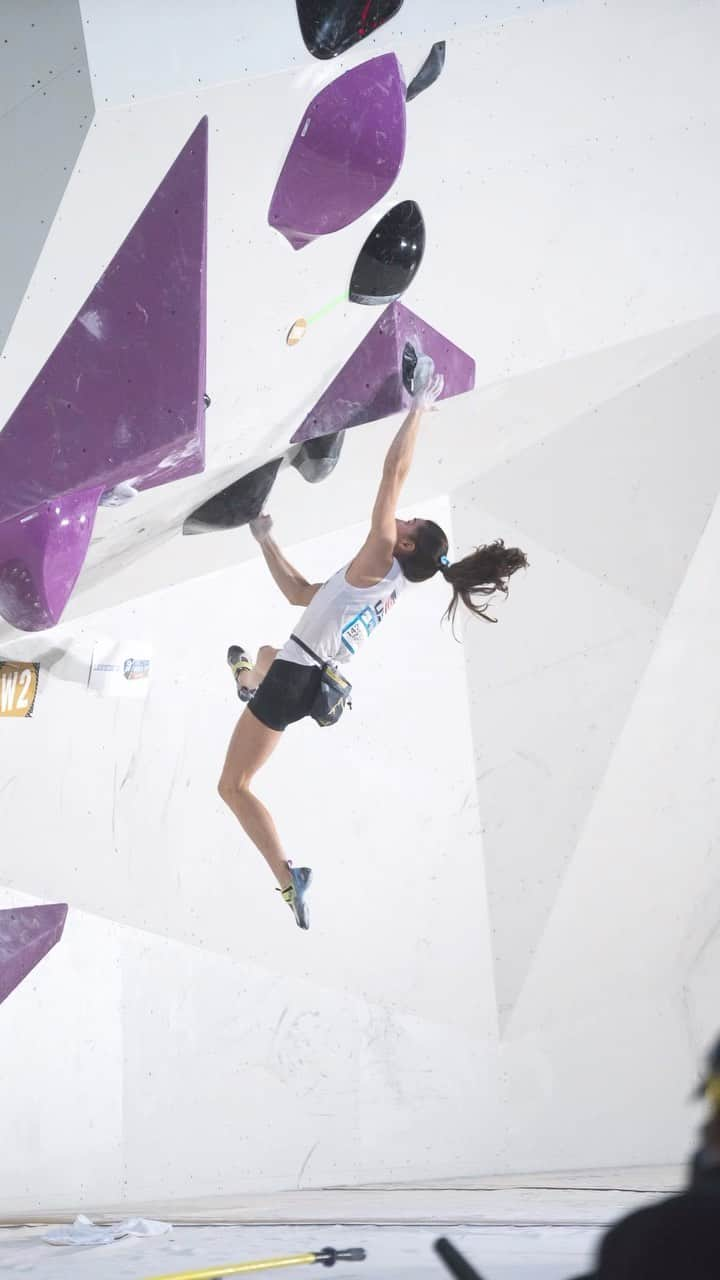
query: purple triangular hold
269 54 406 250
0 485 103 631
0 904 68 1006
290 301 476 444
0 118 208 523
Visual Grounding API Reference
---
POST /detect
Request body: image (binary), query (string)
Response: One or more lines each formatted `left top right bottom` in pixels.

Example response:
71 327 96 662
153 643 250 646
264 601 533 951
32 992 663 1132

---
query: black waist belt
290 634 325 666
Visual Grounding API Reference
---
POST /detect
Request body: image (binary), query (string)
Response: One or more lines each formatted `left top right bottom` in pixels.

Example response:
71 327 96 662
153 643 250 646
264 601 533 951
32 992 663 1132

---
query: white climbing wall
1 0 720 1213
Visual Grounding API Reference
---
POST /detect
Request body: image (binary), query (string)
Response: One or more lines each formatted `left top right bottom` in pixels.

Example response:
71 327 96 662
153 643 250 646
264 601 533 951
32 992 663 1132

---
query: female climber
217 357 528 929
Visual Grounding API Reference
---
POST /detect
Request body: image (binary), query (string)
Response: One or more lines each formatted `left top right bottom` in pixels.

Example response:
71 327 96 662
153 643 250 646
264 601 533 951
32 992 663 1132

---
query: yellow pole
142 1251 320 1280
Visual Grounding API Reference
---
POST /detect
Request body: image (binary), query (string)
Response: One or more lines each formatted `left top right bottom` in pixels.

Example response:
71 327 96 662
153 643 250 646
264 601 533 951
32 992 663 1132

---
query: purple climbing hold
0 117 208 525
291 301 476 444
0 904 68 1007
269 54 407 251
0 486 103 632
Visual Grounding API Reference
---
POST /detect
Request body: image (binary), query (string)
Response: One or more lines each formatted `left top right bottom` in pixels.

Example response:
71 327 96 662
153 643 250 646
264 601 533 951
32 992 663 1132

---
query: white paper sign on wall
88 640 152 699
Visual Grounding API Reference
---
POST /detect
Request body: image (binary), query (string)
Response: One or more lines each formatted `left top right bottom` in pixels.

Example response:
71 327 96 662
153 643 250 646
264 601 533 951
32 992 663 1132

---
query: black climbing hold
296 0 404 60
406 42 447 103
203 392 211 408
402 342 418 394
291 431 345 484
349 201 425 307
183 457 282 534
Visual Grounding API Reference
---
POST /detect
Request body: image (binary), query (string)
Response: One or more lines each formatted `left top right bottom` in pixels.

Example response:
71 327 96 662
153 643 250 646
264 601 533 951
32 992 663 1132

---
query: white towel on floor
43 1214 171 1246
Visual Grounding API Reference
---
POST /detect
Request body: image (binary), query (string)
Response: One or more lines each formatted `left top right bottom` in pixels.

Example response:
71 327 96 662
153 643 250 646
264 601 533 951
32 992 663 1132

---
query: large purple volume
291 301 476 443
0 117 209 523
0 904 68 1007
269 54 406 250
0 486 103 631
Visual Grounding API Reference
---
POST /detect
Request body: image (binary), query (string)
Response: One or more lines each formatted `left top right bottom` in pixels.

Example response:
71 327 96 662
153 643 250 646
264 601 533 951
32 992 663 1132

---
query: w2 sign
0 662 39 718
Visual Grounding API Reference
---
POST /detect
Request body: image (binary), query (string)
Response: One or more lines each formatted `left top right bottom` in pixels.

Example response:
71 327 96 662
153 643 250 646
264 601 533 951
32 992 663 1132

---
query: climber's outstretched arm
249 514 320 607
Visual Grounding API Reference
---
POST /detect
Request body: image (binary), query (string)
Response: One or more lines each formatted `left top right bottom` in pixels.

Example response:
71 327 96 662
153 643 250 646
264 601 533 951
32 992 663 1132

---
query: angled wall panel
456 339 720 1024
0 117 208 523
0 1 94 355
465 337 720 618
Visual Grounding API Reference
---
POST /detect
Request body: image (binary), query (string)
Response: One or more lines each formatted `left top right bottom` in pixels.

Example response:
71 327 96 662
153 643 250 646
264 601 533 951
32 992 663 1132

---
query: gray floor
2 1175 681 1280
0 1222 599 1280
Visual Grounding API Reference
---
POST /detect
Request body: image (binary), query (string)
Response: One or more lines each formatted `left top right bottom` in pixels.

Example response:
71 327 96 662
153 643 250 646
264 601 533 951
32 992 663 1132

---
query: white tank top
278 559 407 667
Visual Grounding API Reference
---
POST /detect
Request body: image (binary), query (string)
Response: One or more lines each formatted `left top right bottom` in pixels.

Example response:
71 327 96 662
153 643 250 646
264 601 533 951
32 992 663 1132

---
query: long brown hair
397 519 528 626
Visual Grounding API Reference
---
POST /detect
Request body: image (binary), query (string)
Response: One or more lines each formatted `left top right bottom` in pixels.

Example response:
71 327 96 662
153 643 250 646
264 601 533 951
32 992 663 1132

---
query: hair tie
439 555 450 567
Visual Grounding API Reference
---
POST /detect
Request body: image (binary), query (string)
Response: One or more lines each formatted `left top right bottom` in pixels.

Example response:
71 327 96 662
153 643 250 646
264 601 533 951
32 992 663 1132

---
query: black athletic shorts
248 659 322 732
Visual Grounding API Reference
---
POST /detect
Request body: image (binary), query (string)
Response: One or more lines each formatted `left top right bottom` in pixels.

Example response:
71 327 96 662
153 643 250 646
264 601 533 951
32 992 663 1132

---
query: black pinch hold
183 457 282 534
291 431 346 484
406 41 447 103
296 0 405 60
402 342 418 394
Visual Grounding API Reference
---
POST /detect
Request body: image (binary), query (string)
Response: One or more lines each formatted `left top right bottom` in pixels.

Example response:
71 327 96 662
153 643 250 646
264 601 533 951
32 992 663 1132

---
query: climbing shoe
227 644 255 703
279 863 312 930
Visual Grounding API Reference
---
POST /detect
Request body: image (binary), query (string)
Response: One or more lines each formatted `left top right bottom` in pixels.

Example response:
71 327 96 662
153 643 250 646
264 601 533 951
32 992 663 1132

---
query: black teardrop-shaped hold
349 201 425 307
406 42 447 103
296 0 405 60
292 431 345 484
183 457 282 534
